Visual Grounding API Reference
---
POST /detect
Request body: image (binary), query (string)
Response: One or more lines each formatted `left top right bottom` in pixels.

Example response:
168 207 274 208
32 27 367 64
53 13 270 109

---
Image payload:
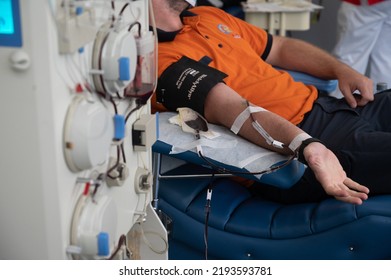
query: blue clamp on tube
114 114 125 140
97 232 110 256
118 57 130 81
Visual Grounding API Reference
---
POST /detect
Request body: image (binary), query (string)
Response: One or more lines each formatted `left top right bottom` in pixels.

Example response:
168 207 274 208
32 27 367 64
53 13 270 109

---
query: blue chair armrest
276 67 338 93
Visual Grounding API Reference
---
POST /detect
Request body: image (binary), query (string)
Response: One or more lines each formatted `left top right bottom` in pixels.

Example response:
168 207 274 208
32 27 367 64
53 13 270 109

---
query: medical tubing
252 120 284 149
197 149 296 176
204 175 215 260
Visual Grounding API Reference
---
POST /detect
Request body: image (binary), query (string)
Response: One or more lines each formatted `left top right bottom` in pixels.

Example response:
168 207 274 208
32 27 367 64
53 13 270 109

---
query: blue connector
118 57 130 81
114 114 125 140
97 232 110 256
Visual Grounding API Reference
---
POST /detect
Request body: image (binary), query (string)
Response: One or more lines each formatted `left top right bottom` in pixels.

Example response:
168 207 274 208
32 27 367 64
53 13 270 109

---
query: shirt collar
155 10 197 42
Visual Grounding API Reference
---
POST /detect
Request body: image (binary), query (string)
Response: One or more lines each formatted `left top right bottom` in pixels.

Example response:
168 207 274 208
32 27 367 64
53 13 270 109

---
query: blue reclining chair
152 71 391 260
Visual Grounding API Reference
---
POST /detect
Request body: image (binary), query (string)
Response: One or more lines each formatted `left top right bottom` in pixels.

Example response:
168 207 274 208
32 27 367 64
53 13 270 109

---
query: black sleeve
261 33 273 61
156 56 228 116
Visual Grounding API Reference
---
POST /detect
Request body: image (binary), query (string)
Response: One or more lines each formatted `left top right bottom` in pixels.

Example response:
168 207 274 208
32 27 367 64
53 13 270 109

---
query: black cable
128 21 142 35
197 149 297 176
107 234 130 260
198 150 297 260
91 173 104 203
125 102 143 123
106 145 121 180
120 142 126 164
118 3 129 16
96 31 111 95
204 174 215 260
110 0 115 27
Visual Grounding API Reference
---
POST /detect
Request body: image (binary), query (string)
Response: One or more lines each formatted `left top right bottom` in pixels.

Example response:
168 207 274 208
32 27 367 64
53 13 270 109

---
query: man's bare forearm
267 36 350 80
204 83 303 154
267 36 374 107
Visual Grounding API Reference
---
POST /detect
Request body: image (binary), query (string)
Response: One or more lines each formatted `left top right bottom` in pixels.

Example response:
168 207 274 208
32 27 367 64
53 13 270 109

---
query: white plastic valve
10 50 31 71
74 194 117 257
91 23 138 95
134 167 152 193
63 95 114 172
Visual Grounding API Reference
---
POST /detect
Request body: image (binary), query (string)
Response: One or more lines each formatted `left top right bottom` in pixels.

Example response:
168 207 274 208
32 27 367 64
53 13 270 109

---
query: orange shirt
153 6 318 125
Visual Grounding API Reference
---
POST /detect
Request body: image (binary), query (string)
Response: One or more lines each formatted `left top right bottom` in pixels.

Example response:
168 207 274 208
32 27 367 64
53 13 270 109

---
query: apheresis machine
0 0 167 260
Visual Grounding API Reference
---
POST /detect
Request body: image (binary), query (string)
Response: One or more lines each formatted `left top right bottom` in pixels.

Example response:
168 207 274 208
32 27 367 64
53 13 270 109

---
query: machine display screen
0 0 22 47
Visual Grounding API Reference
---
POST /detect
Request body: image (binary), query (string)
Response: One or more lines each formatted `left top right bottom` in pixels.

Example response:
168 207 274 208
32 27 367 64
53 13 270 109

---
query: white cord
139 224 168 255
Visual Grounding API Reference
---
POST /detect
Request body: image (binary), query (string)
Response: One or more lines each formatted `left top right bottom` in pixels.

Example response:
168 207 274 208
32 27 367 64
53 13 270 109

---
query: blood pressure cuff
156 56 228 116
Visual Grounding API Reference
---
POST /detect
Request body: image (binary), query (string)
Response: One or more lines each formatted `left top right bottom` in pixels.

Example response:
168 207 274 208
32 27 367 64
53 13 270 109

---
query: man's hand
337 65 374 108
303 142 370 204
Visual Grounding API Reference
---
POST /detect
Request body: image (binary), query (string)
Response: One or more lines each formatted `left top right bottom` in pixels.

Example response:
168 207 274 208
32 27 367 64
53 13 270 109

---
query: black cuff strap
156 56 228 116
297 138 323 165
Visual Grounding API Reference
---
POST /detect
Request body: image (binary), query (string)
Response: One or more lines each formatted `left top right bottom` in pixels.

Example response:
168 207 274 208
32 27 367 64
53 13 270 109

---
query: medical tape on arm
231 106 265 134
288 132 312 153
230 105 284 149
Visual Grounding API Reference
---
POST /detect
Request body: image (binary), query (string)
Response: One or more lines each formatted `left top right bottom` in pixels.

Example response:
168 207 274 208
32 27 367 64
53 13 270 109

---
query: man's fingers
344 178 370 194
335 195 365 205
331 179 369 205
340 86 357 108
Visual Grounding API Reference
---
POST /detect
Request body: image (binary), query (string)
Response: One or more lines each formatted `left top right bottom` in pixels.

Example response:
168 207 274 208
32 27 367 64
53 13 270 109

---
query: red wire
83 182 90 196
